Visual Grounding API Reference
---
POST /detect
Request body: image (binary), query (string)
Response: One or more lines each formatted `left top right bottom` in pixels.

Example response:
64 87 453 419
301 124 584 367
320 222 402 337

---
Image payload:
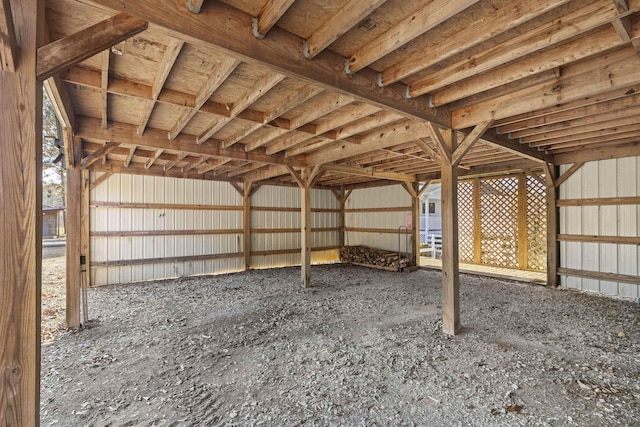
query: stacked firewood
340 246 409 271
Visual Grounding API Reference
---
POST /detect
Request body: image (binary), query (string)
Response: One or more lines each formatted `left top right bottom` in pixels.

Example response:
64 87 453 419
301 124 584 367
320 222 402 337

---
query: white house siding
559 156 640 298
345 184 413 252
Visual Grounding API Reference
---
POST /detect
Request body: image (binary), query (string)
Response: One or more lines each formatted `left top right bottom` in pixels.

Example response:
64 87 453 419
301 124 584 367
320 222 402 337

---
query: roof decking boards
37 0 640 188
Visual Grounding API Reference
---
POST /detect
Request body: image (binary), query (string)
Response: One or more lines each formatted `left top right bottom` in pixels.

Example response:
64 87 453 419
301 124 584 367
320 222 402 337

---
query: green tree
42 90 66 208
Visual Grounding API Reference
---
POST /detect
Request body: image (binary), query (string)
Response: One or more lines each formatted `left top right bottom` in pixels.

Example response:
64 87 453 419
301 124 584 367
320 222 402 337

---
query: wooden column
543 163 558 287
81 169 91 288
440 129 461 335
411 182 421 267
517 172 528 270
338 187 345 251
473 177 482 264
243 182 252 271
300 169 312 287
66 136 82 329
0 0 43 423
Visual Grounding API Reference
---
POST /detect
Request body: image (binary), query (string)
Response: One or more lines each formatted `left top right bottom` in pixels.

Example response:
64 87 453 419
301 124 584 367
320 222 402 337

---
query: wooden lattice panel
526 175 547 271
480 177 519 268
458 181 474 263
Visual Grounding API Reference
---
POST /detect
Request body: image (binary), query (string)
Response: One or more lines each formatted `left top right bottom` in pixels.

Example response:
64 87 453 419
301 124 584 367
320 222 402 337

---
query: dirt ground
40 261 639 426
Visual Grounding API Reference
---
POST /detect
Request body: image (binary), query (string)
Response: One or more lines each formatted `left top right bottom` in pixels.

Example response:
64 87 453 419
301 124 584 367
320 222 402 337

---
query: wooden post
543 163 558 287
440 129 461 335
81 169 91 288
66 136 82 329
300 168 311 287
517 172 528 270
339 186 345 251
473 177 482 264
243 182 252 271
411 182 420 266
0 0 43 423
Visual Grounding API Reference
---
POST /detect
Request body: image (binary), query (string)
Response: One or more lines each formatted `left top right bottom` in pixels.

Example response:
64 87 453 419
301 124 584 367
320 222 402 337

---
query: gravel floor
40 264 640 426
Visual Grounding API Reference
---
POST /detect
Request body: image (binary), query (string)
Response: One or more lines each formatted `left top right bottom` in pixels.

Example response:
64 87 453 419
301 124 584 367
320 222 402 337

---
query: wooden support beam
145 149 164 169
339 187 346 251
138 38 184 135
169 56 240 140
37 13 148 80
66 130 82 330
554 162 585 188
252 0 295 38
411 182 420 267
243 181 252 271
124 145 136 167
43 75 75 130
0 1 42 423
415 137 441 164
558 234 640 245
163 152 188 171
303 0 387 59
321 163 416 183
80 140 118 169
89 171 112 190
300 168 312 287
81 169 91 289
437 127 461 335
100 50 109 129
345 0 479 74
543 163 558 287
89 0 452 128
0 0 17 72
452 120 492 166
426 122 452 164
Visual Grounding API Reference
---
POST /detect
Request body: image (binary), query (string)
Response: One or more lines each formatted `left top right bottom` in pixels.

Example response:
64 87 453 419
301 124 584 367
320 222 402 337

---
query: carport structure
3 0 640 423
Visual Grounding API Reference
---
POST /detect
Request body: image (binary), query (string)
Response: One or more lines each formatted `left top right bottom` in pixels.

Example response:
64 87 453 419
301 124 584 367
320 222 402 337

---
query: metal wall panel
559 157 640 298
345 184 412 251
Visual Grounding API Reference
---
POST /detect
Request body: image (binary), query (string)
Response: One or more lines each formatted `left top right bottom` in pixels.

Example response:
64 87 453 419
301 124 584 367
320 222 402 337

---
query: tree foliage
42 90 66 207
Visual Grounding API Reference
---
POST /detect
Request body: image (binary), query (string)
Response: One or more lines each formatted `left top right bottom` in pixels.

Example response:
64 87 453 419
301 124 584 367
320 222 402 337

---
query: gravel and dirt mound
40 264 639 426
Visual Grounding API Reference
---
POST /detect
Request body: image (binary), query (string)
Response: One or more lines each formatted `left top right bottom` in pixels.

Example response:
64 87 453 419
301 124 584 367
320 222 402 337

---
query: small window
428 202 436 214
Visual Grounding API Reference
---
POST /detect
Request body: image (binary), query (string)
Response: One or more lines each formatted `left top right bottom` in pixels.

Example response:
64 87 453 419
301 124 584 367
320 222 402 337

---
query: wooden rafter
100 50 109 129
303 0 387 59
88 0 453 127
37 13 148 80
0 0 17 72
252 0 296 39
138 38 184 135
198 158 232 174
169 56 240 140
378 0 569 86
346 0 479 75
197 70 285 145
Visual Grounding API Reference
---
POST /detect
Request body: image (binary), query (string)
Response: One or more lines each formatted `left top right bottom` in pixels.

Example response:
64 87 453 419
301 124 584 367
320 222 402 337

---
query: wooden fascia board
86 0 452 128
75 116 307 168
37 13 148 81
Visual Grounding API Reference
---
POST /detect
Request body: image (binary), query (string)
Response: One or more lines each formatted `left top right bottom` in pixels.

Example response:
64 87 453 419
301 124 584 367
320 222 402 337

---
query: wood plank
452 120 492 166
346 0 480 74
321 163 416 183
554 162 584 188
92 229 243 237
91 201 241 210
558 267 640 285
303 0 387 59
89 171 112 190
379 0 570 86
138 38 184 135
37 13 147 80
344 206 412 213
75 116 306 168
557 196 640 206
100 50 109 129
89 0 452 128
251 227 339 233
554 139 640 164
345 227 411 234
439 128 460 335
80 141 118 169
0 2 42 423
251 246 339 257
558 234 640 245
169 56 240 140
93 252 243 268
543 163 558 287
252 0 295 38
0 0 17 71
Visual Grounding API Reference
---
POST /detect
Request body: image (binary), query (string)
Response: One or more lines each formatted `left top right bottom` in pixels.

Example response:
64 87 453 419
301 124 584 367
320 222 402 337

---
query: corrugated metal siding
559 156 640 298
345 184 412 251
90 173 244 286
250 185 339 269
